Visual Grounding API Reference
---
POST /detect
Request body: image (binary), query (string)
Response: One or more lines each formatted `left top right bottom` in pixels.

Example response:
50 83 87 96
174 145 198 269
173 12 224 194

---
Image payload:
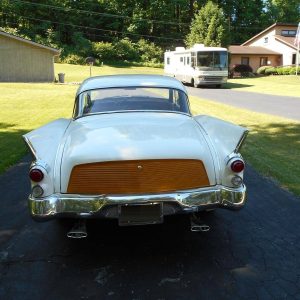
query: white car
24 75 248 238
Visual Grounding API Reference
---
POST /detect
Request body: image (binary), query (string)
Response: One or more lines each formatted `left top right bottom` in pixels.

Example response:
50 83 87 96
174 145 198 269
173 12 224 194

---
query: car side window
83 93 92 114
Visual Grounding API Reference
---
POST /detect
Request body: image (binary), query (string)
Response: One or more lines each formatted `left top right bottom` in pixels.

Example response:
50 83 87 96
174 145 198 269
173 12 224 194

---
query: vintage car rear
24 75 248 236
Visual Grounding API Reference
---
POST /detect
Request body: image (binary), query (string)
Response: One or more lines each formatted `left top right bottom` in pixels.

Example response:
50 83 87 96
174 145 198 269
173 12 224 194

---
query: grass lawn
225 75 300 98
0 64 299 196
0 83 77 172
190 96 300 195
55 63 163 82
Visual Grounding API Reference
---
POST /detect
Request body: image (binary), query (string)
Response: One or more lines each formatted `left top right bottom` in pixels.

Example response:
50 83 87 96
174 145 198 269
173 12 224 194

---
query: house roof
0 30 60 54
241 22 298 46
228 45 281 55
274 35 297 50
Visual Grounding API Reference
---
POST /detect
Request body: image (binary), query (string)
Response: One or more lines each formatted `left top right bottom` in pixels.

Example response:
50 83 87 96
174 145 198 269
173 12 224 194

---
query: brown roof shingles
228 45 281 55
274 35 297 49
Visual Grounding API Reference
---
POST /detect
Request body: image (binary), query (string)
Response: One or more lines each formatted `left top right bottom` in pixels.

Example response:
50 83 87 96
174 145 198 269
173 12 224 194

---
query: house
0 31 60 82
229 23 299 72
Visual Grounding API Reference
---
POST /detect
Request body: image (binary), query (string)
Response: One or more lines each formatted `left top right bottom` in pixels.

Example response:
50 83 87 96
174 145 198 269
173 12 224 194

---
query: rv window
191 57 196 67
191 52 196 67
197 51 227 70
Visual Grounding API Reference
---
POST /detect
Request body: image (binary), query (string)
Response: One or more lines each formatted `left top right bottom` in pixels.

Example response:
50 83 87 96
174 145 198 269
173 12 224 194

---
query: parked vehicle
164 44 228 87
24 75 247 238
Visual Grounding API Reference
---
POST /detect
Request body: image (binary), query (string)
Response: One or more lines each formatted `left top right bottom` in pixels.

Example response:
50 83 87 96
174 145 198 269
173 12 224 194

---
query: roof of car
76 74 187 96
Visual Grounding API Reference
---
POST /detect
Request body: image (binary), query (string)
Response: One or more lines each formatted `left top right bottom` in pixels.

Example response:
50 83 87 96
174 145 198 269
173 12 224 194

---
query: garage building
0 30 60 82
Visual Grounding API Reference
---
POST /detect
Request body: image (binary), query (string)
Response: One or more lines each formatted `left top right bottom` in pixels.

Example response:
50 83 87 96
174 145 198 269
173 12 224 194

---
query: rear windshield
74 87 190 117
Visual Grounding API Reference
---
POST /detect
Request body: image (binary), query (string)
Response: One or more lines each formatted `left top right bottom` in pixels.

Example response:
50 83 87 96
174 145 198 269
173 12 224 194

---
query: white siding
245 26 297 66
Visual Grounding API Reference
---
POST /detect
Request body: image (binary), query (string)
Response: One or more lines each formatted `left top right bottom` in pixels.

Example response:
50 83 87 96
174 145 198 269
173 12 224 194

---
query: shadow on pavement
222 82 253 89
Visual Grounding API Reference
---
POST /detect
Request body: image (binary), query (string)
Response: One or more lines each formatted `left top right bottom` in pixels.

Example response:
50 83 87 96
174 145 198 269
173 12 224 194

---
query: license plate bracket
118 202 163 226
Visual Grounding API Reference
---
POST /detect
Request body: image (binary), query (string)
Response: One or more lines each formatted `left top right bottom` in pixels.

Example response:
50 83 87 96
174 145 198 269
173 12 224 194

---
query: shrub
230 64 253 77
270 66 300 75
114 38 139 61
282 67 291 75
58 37 165 65
232 64 253 73
92 41 116 62
62 54 85 65
289 67 297 75
136 39 163 63
92 38 164 64
256 66 272 75
265 67 277 75
276 67 291 75
276 67 284 75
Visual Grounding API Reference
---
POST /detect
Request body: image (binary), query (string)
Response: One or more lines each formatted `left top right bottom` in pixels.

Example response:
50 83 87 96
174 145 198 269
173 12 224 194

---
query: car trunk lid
60 112 217 194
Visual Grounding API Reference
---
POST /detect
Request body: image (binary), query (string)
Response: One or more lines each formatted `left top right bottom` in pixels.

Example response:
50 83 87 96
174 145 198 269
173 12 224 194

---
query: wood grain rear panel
67 159 209 195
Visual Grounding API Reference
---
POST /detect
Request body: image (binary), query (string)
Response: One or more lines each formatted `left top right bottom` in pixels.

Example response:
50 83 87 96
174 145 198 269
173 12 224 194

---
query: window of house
241 57 249 65
184 57 186 65
281 30 296 37
187 57 190 65
264 37 268 43
180 57 183 63
166 57 170 65
260 57 268 66
292 54 296 65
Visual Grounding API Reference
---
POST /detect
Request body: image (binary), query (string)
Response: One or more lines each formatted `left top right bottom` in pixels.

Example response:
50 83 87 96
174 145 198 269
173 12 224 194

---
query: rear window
74 87 190 117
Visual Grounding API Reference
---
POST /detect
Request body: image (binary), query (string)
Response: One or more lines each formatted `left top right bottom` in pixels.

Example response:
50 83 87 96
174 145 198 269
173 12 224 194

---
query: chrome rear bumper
29 185 246 221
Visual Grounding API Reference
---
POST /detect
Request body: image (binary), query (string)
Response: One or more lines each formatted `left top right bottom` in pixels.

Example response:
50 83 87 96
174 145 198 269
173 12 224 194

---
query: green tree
185 1 229 48
266 0 300 23
219 0 267 44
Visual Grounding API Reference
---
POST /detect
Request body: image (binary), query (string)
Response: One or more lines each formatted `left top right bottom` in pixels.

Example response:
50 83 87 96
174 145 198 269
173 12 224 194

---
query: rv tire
192 78 199 88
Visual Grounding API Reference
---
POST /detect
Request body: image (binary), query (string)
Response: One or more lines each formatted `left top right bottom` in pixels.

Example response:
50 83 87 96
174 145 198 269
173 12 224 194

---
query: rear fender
194 115 248 187
23 118 71 196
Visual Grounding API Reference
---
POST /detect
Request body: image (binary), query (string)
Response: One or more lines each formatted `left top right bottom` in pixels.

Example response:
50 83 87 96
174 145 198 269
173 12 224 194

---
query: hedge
256 66 272 75
259 66 299 76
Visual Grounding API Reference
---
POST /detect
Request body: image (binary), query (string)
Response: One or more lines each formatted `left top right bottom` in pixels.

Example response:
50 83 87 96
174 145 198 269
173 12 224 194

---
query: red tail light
29 168 44 182
231 160 245 173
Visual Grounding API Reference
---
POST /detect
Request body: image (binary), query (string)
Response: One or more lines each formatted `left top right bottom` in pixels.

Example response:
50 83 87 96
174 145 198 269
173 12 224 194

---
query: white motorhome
164 44 228 87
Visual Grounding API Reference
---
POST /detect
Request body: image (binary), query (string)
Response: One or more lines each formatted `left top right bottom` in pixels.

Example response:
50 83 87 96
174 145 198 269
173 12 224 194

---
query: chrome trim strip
28 184 246 221
234 130 249 153
74 110 192 121
76 84 188 98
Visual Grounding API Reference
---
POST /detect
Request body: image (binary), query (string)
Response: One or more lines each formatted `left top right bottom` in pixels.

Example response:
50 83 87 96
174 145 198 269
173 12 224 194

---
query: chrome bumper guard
29 185 246 221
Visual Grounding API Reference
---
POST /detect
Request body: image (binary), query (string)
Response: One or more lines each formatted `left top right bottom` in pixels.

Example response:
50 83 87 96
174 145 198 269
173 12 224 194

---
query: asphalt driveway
0 156 300 300
187 87 300 121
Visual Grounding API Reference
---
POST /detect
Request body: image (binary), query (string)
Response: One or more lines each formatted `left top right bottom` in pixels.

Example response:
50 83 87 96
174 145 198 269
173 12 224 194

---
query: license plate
118 203 163 226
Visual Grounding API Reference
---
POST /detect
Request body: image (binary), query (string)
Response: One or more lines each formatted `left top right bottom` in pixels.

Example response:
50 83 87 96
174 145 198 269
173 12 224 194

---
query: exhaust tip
67 220 87 239
190 224 210 232
67 231 88 239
